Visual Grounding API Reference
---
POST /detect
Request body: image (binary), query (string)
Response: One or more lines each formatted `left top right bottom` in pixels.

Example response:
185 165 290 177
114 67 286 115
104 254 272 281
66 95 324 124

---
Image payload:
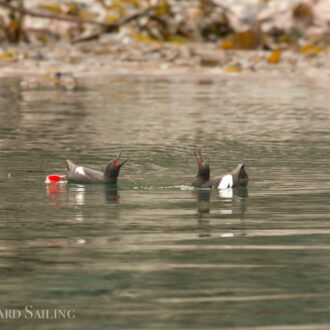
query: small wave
133 185 195 191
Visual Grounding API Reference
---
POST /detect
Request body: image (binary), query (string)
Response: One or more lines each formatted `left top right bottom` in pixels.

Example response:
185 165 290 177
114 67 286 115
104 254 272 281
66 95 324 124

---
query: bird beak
115 152 128 167
195 151 203 165
119 159 128 167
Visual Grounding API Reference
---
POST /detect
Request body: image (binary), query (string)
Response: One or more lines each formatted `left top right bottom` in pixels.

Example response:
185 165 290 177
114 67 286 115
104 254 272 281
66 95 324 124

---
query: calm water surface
0 75 330 329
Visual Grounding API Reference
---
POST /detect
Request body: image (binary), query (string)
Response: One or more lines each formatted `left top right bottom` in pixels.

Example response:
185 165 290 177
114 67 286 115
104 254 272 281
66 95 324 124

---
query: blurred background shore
0 0 329 79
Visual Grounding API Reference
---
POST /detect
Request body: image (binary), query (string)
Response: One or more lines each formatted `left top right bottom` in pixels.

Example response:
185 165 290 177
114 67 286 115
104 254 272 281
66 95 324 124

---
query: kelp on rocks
0 0 329 47
0 0 328 80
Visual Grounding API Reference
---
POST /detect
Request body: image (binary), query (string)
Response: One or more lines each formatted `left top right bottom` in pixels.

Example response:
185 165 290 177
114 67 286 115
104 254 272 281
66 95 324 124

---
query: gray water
0 75 330 329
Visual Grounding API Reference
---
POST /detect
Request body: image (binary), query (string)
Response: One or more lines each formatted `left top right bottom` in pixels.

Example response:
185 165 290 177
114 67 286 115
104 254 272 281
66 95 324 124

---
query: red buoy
45 174 67 184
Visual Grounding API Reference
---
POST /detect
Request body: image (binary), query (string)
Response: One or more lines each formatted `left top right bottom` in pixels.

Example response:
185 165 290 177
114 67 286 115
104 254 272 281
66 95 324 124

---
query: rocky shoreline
0 40 329 83
0 0 328 84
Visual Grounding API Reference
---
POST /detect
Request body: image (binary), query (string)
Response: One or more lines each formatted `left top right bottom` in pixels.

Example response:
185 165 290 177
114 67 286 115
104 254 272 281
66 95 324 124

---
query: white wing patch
218 174 233 190
75 166 85 176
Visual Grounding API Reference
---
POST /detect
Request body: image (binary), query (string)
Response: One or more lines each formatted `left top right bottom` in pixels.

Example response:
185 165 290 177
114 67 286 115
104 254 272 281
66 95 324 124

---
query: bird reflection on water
46 183 120 207
104 185 120 204
195 187 248 238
